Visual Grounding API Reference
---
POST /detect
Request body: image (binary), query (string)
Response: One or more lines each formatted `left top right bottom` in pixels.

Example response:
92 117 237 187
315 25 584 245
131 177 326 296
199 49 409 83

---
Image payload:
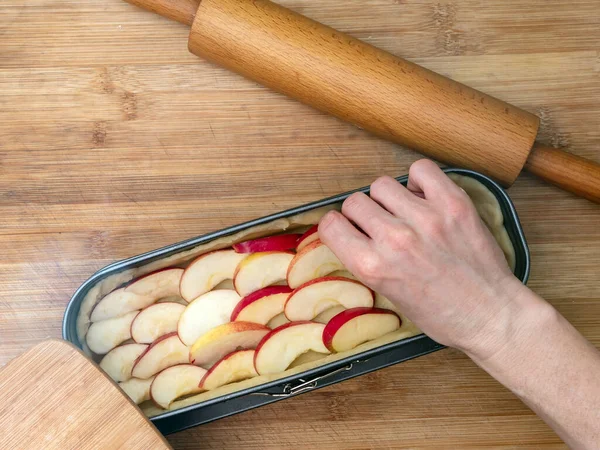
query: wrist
462 280 557 366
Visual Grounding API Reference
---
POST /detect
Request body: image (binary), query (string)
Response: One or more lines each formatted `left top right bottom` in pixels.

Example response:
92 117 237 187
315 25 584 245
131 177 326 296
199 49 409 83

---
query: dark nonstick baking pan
63 168 530 434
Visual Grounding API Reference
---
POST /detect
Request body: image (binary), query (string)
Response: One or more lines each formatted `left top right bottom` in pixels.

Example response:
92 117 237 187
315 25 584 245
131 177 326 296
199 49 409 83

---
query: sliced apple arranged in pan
150 364 207 409
323 307 401 352
189 322 269 368
287 240 345 288
285 276 374 321
90 230 405 408
90 268 184 322
254 321 330 375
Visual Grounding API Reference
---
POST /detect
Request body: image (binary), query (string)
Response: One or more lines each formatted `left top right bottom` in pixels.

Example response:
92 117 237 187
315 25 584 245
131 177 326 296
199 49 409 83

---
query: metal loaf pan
63 168 530 435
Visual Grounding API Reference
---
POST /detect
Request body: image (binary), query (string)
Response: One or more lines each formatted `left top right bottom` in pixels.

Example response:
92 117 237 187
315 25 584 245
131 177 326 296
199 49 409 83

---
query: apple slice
150 364 207 409
119 377 154 405
180 250 247 302
296 225 319 251
233 234 301 253
86 311 139 355
131 332 189 379
199 349 258 391
313 305 346 324
266 312 290 329
213 279 235 290
230 285 292 325
233 251 294 297
189 322 269 368
285 277 374 321
130 302 186 344
125 268 183 297
177 289 242 346
90 268 183 322
323 307 401 352
254 322 330 375
287 240 344 289
99 343 148 382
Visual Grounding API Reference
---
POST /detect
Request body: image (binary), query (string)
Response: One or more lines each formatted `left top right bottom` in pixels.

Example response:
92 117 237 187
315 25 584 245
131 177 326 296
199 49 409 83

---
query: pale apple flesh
90 268 183 322
150 364 207 409
253 322 331 375
313 305 347 324
230 285 292 325
131 332 189 379
285 276 374 321
179 249 248 302
199 349 258 391
296 225 319 251
322 307 401 352
286 240 345 289
99 343 148 382
125 268 183 298
119 377 154 405
189 322 269 368
233 251 294 297
86 310 139 355
233 234 301 253
130 302 185 344
177 289 242 346
266 312 290 329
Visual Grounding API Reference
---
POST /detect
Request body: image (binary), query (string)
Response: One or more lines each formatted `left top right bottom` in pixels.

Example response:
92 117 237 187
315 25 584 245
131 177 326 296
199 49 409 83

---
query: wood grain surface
1 0 599 448
0 340 171 449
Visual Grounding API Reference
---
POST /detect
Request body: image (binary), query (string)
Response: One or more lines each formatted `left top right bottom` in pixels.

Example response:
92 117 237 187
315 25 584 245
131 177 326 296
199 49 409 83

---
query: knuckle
370 176 396 196
356 253 383 282
342 192 367 215
387 226 418 251
410 159 437 175
317 211 338 236
423 216 444 237
446 196 473 221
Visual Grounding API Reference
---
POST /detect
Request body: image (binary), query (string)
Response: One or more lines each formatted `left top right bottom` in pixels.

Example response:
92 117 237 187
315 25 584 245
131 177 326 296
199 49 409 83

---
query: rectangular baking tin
63 168 530 435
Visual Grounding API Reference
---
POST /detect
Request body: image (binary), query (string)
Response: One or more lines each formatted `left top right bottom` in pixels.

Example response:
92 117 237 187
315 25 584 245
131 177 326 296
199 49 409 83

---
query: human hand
318 160 529 359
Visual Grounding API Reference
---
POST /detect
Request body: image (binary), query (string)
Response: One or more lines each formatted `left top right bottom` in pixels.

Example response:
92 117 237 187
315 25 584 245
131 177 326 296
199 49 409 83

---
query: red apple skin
131 331 180 369
233 234 301 253
230 285 293 321
322 308 401 352
296 225 318 250
253 321 314 368
284 276 374 320
198 349 255 389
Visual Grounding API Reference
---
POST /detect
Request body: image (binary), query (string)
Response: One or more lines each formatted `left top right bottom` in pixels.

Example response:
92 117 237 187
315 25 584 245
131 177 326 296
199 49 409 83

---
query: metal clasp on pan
252 359 367 398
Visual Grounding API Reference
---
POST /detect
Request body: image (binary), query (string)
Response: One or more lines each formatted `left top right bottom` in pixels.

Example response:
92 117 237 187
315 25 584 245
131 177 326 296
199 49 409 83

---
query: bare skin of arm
318 159 600 449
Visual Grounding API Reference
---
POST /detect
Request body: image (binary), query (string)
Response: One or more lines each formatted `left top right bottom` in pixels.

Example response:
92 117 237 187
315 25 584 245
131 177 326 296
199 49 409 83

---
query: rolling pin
125 0 600 203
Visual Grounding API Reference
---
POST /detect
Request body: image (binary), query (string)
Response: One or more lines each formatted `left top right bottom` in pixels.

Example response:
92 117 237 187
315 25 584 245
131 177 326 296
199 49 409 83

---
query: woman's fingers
407 159 461 201
340 192 396 240
318 210 373 276
369 175 424 217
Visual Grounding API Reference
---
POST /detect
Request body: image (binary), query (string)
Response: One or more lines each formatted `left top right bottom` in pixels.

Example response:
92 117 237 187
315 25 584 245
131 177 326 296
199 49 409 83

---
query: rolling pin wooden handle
525 144 600 203
124 0 199 25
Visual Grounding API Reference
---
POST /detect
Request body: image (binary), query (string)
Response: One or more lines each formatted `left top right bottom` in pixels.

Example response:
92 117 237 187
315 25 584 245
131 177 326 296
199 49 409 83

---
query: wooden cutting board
0 340 171 450
1 0 599 448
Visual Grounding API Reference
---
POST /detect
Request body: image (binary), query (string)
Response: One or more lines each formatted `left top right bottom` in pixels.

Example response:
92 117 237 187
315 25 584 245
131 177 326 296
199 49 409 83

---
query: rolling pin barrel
124 0 600 202
187 0 539 187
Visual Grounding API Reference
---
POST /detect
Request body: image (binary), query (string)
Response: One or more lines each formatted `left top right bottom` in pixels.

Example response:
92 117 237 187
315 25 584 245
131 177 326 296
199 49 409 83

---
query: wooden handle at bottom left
525 144 600 203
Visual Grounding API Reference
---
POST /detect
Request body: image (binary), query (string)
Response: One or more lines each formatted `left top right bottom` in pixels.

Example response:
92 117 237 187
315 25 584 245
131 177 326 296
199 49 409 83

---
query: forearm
467 284 600 449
